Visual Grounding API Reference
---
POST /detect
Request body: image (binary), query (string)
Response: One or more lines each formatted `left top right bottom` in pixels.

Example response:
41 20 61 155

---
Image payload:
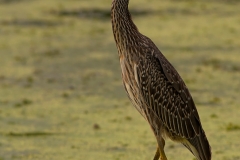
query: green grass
0 0 240 159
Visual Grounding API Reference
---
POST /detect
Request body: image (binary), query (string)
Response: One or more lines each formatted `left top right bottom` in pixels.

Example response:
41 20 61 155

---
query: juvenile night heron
111 0 211 160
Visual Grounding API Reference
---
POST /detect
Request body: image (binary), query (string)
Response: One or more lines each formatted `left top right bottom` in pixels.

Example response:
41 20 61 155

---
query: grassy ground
0 0 240 159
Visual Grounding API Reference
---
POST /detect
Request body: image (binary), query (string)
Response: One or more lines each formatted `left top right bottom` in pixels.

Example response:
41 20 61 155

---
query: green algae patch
4 132 56 137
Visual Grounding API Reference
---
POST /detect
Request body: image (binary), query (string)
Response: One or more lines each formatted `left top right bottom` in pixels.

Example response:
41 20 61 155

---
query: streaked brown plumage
111 0 211 160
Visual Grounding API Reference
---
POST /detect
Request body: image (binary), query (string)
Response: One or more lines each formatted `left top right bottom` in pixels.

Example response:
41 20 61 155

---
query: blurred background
0 0 240 160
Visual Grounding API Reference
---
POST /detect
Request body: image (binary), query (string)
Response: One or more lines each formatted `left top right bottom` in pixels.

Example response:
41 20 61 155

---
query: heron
111 0 211 160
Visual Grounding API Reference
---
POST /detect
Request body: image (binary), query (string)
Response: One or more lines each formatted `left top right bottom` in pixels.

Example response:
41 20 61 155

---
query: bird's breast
119 54 147 119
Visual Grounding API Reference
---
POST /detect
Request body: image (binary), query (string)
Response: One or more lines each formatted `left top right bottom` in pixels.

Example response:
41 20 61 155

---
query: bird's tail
183 129 211 160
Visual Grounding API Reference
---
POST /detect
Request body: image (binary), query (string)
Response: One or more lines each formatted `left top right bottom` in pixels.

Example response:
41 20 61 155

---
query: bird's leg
153 146 160 160
157 137 167 160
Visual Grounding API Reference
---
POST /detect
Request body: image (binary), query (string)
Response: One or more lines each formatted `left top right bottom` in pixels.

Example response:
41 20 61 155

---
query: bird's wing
134 50 202 139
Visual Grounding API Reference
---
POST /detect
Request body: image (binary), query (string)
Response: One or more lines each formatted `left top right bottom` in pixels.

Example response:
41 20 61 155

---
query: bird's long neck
111 0 140 52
